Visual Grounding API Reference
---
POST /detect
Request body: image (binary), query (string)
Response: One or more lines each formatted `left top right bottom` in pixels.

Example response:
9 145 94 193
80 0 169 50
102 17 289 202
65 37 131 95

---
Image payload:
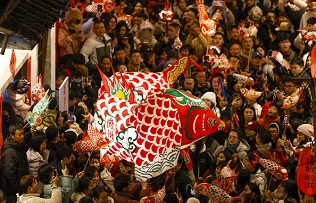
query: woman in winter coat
26 135 49 179
213 128 250 161
58 8 85 59
133 20 157 50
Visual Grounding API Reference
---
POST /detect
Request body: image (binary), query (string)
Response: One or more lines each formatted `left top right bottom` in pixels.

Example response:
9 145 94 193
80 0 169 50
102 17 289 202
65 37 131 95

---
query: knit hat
220 108 231 120
187 197 200 203
167 50 178 60
245 121 259 131
201 92 217 106
297 124 314 137
269 122 281 136
140 20 154 31
275 22 290 32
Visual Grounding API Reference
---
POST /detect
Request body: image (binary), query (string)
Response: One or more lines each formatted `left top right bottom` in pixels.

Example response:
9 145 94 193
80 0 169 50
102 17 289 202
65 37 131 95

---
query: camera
279 139 288 147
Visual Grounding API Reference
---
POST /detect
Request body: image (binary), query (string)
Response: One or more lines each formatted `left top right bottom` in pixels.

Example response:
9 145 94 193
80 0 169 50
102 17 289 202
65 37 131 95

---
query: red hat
245 121 259 131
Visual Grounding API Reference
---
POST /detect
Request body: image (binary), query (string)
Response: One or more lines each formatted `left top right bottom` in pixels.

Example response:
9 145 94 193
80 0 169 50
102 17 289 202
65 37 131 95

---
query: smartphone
68 113 76 122
61 160 65 169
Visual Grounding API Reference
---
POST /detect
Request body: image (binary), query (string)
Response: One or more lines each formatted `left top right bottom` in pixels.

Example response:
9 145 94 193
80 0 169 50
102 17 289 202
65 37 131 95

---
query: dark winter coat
1 137 29 196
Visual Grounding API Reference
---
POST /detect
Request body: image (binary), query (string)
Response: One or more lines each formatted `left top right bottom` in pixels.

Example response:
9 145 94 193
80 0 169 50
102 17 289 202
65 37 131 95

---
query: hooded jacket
213 138 250 160
1 137 29 196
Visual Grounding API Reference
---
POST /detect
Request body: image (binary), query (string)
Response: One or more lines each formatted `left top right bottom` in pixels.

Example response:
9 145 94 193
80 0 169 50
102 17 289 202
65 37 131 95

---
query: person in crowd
38 163 73 203
19 174 62 202
289 57 311 78
26 134 49 179
81 19 112 74
110 173 150 202
195 71 210 95
89 151 114 192
243 105 257 126
258 104 281 129
201 92 221 117
58 8 85 59
103 14 117 37
244 120 259 152
46 126 61 163
112 46 130 70
71 166 100 203
143 50 158 72
93 186 114 203
154 23 181 56
240 182 261 202
50 145 76 176
115 21 134 56
133 20 157 50
186 20 212 59
213 128 250 161
1 124 29 202
127 50 144 72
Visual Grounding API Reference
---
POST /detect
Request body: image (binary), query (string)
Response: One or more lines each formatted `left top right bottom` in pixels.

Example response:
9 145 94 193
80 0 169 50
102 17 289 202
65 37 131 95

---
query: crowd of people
1 0 316 202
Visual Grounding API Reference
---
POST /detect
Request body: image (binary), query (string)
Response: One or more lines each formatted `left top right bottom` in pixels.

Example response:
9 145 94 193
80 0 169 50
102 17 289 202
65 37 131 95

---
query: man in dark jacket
1 123 29 202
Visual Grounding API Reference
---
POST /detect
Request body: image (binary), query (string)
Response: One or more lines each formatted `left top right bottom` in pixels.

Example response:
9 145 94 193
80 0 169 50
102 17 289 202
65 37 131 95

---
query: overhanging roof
0 0 69 42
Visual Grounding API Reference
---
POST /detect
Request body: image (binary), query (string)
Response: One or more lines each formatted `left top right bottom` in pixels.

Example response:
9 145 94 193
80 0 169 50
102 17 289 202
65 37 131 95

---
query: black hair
229 92 245 105
284 178 299 200
93 186 108 199
188 7 198 17
114 45 125 54
149 172 166 192
291 57 304 67
79 196 94 203
69 89 78 100
74 106 85 123
256 129 272 144
130 50 141 58
101 55 112 62
307 17 316 25
143 50 155 62
243 105 257 122
48 97 57 110
229 128 243 140
38 163 54 184
46 126 59 142
213 31 225 39
57 145 73 161
276 32 290 43
115 20 129 35
114 174 130 192
9 123 23 135
180 44 194 55
220 149 233 161
64 131 77 146
169 22 181 31
93 19 105 26
216 160 228 168
2 102 18 124
29 135 45 152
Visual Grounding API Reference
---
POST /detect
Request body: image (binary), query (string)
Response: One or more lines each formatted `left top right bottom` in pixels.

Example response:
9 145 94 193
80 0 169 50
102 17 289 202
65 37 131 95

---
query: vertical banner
10 49 16 77
58 77 69 112
297 147 316 195
27 56 32 104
